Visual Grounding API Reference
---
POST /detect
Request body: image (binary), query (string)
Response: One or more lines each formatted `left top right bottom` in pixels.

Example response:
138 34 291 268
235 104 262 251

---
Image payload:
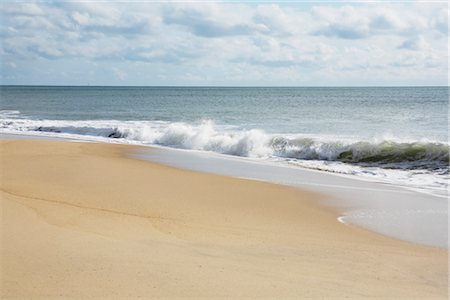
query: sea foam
1 116 447 167
1 112 448 194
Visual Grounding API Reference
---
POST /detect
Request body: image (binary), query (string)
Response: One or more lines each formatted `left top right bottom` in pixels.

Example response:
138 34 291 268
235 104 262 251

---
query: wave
271 137 449 171
1 116 448 173
0 110 21 116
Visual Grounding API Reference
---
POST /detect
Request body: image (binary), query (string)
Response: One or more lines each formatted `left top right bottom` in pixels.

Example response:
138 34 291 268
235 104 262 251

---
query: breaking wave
1 115 448 172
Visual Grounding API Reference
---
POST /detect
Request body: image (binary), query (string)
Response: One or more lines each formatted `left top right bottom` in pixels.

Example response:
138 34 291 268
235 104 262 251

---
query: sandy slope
1 140 447 299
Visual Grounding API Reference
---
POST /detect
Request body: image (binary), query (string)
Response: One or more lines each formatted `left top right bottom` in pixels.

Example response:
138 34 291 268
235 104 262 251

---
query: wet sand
1 140 447 299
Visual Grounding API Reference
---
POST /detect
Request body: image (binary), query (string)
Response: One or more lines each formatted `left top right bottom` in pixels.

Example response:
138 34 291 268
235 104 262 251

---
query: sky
0 1 448 86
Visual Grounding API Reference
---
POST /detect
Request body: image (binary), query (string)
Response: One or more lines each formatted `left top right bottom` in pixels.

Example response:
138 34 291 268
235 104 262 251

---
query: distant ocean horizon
1 85 448 196
1 85 447 87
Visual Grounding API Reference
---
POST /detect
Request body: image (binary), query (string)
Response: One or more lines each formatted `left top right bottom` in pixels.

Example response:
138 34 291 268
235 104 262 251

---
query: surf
1 114 448 170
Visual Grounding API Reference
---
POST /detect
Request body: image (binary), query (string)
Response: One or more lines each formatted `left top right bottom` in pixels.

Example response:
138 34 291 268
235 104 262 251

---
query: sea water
1 86 448 196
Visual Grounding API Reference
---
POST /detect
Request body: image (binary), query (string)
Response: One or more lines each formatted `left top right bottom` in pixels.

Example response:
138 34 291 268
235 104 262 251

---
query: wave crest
1 117 448 171
271 137 449 170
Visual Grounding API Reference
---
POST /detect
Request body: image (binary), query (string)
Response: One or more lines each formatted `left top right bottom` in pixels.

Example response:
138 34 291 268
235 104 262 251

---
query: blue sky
0 1 448 86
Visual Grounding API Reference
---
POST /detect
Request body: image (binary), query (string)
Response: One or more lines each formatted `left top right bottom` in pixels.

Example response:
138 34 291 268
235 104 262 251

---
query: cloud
311 6 370 39
2 3 46 16
398 36 429 51
314 24 368 40
162 3 262 37
0 2 447 86
311 4 445 39
162 3 307 38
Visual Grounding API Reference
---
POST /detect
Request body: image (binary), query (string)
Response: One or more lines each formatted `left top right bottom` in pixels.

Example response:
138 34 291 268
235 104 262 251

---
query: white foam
0 110 21 117
1 113 448 197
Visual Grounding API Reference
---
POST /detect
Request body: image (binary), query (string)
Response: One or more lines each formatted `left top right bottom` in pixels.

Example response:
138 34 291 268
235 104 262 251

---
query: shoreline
0 124 447 198
1 139 448 298
1 130 447 198
133 144 448 249
2 132 448 248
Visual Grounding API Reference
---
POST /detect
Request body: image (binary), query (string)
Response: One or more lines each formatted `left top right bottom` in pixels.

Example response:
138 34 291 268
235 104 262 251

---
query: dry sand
1 140 447 299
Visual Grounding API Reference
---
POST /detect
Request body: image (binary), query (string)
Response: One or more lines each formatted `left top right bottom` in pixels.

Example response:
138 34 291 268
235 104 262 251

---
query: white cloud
71 11 90 26
398 36 429 51
311 4 443 39
0 2 447 86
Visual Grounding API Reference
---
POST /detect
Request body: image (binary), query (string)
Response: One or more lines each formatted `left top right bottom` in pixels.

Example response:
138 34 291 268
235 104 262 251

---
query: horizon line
1 84 448 88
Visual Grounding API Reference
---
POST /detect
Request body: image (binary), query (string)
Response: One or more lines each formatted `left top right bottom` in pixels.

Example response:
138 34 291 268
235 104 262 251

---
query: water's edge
2 132 447 248
132 146 448 249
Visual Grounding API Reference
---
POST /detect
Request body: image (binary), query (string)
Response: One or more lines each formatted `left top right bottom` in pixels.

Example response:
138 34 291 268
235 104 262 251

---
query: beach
1 139 447 299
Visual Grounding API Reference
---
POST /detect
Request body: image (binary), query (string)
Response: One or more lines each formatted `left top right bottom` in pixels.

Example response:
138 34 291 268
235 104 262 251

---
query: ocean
1 86 448 196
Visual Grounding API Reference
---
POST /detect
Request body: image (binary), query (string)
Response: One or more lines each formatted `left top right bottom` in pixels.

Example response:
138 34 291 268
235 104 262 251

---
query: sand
1 139 447 299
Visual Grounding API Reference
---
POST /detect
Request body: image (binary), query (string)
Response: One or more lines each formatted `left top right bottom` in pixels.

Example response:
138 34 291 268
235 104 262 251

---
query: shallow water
133 146 448 248
1 86 448 195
